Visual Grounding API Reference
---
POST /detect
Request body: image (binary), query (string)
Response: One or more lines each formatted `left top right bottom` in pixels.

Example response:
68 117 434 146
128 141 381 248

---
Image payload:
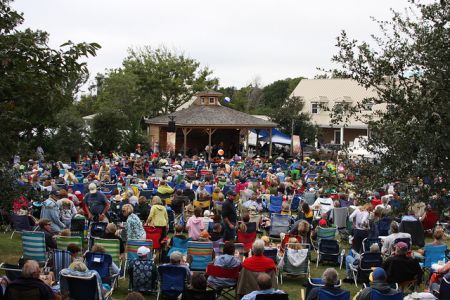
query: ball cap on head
319 219 327 226
395 241 408 251
227 190 237 197
137 246 150 257
88 183 97 194
369 267 387 282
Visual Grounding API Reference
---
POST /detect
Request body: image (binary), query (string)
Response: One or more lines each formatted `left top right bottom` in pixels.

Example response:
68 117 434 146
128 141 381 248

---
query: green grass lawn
0 232 445 299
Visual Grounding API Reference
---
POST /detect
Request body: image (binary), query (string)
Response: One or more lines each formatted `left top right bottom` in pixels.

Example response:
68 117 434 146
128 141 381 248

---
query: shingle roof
145 104 277 128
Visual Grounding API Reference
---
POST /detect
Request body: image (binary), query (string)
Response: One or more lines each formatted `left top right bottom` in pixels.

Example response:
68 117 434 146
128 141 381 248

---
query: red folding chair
206 263 241 300
236 223 257 253
144 225 167 261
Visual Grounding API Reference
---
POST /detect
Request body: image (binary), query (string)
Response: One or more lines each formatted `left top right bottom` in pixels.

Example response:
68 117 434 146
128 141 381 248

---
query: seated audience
381 221 411 256
4 260 56 300
356 267 401 300
241 273 286 300
242 239 276 272
307 268 347 300
104 223 125 254
37 218 57 250
127 246 157 292
162 251 191 282
382 242 422 284
344 243 380 283
207 241 241 288
60 261 107 297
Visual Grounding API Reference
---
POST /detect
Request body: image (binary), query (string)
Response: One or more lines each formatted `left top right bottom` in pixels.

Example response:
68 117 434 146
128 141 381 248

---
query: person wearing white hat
127 245 157 292
84 183 109 222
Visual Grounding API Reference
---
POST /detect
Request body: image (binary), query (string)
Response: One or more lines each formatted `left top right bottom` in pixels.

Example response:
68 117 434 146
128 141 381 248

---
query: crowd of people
2 149 450 299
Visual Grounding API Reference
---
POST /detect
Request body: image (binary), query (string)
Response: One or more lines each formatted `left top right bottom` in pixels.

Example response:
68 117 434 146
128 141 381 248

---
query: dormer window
209 97 215 104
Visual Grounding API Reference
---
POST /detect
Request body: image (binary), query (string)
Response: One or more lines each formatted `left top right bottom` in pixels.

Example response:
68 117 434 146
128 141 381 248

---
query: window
208 97 215 104
311 102 319 114
200 97 205 104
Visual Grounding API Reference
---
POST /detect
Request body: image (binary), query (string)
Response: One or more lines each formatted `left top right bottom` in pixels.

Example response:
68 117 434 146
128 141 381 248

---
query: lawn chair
92 238 122 277
304 277 343 299
279 243 310 284
436 274 450 299
362 237 383 253
0 263 22 281
9 213 34 239
53 249 71 282
4 284 42 300
167 236 191 257
128 258 154 293
144 226 166 260
269 196 283 214
88 222 107 249
139 189 154 199
377 217 392 236
157 264 189 300
269 214 290 240
125 239 153 274
85 251 119 288
56 235 83 252
317 289 350 300
399 220 425 247
370 289 403 300
206 263 241 300
218 242 245 261
290 195 301 212
422 244 447 268
21 231 47 266
187 241 214 271
70 215 86 238
349 252 383 287
237 222 257 253
263 247 278 264
60 271 109 300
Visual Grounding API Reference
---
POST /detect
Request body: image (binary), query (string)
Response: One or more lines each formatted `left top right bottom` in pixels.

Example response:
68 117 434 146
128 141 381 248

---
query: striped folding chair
187 241 214 271
21 231 47 266
125 239 153 275
56 236 83 252
53 249 71 282
93 237 122 276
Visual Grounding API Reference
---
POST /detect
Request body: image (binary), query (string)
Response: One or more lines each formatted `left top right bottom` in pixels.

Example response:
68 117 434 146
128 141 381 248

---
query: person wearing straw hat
356 268 399 300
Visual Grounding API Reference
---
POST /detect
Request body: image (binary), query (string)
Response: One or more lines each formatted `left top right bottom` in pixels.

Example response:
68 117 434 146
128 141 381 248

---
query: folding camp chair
436 275 450 299
279 243 310 284
290 195 301 212
144 226 167 260
70 215 86 238
157 264 189 300
305 277 343 298
167 236 191 257
269 196 283 214
21 231 47 266
92 238 122 277
187 241 214 271
316 239 344 268
312 226 337 251
255 294 289 300
370 289 403 300
317 288 350 300
9 213 34 239
53 249 71 282
60 270 109 300
125 239 153 274
349 252 383 287
139 189 154 199
399 220 425 247
206 263 241 300
4 284 42 300
88 222 107 249
331 207 348 240
263 248 278 264
362 237 383 253
0 263 22 282
269 214 290 240
236 222 257 253
85 251 119 288
56 235 83 252
128 259 154 293
422 244 448 268
377 217 392 236
218 242 245 261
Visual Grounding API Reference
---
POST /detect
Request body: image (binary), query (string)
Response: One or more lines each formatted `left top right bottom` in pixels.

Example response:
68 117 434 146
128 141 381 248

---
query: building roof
145 104 277 128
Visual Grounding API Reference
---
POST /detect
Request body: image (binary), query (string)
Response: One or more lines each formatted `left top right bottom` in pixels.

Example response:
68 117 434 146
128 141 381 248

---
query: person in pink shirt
186 207 205 240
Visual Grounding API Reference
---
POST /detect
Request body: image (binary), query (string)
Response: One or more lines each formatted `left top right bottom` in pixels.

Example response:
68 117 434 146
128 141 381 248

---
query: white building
290 79 384 145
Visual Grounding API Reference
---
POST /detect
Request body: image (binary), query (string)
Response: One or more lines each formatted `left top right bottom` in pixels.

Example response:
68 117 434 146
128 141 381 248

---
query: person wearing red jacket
242 239 276 272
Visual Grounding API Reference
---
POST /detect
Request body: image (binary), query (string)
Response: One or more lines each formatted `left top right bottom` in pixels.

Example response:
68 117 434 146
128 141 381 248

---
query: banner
292 135 301 156
166 132 176 154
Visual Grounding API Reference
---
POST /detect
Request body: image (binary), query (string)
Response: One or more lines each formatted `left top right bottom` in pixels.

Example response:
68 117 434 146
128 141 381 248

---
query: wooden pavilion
144 91 277 159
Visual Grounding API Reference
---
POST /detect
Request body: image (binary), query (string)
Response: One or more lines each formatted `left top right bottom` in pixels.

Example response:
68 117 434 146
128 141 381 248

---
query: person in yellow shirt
146 196 169 241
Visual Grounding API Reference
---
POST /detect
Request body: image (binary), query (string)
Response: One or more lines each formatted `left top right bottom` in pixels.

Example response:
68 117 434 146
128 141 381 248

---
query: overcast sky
13 0 412 92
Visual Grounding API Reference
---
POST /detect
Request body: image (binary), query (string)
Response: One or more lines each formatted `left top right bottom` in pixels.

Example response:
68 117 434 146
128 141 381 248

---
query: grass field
0 232 444 299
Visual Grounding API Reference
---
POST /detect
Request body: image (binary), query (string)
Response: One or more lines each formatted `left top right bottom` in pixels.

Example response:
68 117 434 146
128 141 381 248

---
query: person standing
84 183 110 222
222 191 237 241
40 190 66 233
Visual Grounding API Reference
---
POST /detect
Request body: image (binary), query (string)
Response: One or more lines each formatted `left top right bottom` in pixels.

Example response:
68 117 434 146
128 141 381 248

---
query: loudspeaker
168 121 176 132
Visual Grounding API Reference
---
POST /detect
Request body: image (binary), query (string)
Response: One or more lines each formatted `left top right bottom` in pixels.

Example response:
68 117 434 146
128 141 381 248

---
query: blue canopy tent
250 128 291 145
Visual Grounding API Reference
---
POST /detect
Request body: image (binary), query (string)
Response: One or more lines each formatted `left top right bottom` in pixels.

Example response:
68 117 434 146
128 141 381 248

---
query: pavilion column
340 127 344 145
204 128 216 160
255 129 260 156
182 128 192 156
269 128 273 158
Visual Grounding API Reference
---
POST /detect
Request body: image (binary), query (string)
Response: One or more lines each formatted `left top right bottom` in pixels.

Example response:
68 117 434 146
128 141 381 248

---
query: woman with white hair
241 239 276 272
122 204 145 240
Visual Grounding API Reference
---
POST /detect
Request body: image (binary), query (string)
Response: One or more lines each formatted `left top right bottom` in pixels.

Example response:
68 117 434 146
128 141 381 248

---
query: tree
89 108 127 153
330 0 450 206
261 77 303 108
0 0 100 161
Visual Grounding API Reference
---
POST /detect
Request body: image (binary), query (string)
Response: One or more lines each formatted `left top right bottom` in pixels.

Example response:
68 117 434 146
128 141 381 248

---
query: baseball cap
137 246 150 257
369 267 386 282
395 241 408 251
319 219 327 226
88 183 97 194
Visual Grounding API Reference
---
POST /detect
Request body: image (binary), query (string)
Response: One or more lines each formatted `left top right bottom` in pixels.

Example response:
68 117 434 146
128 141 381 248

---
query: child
186 207 205 240
210 223 222 242
198 230 211 242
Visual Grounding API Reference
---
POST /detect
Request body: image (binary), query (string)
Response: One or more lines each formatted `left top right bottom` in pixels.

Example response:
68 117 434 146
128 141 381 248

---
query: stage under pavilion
144 91 277 159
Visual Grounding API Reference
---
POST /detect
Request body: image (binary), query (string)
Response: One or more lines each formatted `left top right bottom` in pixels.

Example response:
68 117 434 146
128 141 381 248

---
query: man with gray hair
165 251 191 282
307 268 347 300
241 273 287 300
4 260 56 300
381 221 411 255
242 239 276 272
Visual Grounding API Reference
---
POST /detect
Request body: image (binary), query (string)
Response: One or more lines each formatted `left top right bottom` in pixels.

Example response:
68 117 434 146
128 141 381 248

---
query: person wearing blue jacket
40 190 66 233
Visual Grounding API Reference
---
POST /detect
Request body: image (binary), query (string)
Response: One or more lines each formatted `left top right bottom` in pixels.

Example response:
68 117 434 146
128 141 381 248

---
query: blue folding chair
85 252 118 286
306 278 343 298
167 236 191 257
157 264 189 300
269 196 283 214
423 244 448 268
371 289 403 300
437 274 450 299
53 249 71 282
139 189 154 199
349 252 383 287
60 271 107 300
269 214 290 240
205 184 214 195
290 195 301 212
9 213 34 239
317 288 350 300
362 237 383 253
